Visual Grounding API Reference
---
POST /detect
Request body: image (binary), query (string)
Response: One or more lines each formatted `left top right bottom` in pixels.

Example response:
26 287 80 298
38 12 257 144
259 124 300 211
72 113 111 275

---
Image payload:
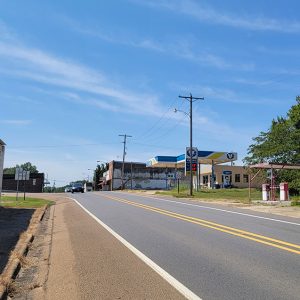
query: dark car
71 183 84 193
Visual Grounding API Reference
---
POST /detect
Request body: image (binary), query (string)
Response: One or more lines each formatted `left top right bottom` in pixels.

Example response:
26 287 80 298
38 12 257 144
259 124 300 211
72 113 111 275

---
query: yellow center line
102 194 300 255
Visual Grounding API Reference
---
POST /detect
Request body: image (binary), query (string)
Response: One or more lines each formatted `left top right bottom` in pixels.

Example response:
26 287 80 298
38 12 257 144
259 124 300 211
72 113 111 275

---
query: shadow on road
0 207 35 273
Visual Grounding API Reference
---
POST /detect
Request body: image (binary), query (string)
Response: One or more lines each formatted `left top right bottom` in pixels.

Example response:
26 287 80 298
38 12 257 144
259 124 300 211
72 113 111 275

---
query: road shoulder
13 195 185 300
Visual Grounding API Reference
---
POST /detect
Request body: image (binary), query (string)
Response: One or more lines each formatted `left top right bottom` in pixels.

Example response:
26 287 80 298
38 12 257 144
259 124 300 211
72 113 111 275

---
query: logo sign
226 153 235 160
186 147 198 159
222 170 232 175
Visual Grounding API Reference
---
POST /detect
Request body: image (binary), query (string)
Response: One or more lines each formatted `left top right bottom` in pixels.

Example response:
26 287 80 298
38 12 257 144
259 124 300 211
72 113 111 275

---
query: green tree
244 96 300 193
4 162 39 174
93 163 108 190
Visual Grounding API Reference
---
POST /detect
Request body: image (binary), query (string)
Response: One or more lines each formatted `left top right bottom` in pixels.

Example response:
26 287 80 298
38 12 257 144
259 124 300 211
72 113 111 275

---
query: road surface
71 191 300 300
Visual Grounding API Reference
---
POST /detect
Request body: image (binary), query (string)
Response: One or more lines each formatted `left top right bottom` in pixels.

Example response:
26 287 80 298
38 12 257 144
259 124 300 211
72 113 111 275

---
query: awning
147 151 238 168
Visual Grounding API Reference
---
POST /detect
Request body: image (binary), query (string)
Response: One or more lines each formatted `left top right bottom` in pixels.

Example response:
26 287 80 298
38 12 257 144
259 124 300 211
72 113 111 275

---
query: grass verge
0 196 54 208
157 188 262 204
291 196 300 206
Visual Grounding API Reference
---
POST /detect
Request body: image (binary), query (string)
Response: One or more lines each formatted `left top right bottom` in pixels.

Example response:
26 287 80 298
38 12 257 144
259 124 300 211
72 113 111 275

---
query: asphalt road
71 191 300 300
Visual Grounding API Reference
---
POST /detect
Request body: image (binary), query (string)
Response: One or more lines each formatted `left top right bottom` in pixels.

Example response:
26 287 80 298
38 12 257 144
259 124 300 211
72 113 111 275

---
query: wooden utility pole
179 94 204 196
119 134 132 190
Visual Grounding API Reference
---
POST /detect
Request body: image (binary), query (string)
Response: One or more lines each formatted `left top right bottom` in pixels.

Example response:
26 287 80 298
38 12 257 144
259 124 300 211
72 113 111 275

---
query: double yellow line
102 194 300 255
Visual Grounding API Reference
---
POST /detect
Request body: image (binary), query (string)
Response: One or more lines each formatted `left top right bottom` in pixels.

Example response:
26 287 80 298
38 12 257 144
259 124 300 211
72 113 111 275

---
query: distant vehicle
65 186 72 193
71 183 84 193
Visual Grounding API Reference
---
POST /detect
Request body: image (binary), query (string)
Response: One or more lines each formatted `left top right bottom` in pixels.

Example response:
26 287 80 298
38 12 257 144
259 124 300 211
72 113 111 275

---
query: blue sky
1 0 300 186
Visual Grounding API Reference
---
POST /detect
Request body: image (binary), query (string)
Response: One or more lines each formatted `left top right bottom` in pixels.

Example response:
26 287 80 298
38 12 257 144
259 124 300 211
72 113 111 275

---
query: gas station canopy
147 151 238 168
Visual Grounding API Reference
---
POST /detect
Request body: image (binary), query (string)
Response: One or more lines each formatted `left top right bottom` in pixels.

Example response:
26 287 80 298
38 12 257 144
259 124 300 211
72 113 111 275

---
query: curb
0 205 48 300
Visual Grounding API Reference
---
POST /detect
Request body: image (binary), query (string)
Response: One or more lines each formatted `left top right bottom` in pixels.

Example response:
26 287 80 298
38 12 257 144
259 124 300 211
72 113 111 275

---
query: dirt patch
238 205 300 218
0 207 35 273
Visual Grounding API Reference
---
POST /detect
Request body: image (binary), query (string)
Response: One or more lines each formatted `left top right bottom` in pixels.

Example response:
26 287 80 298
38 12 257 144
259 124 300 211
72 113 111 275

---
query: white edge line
69 197 202 300
115 192 300 226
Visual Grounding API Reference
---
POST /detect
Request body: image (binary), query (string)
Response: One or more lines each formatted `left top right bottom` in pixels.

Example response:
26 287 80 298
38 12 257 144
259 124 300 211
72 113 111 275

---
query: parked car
71 183 84 193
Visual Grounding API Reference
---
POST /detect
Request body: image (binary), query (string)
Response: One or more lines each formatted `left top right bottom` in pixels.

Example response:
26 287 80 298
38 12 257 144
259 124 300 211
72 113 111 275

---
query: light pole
87 168 93 183
176 93 204 196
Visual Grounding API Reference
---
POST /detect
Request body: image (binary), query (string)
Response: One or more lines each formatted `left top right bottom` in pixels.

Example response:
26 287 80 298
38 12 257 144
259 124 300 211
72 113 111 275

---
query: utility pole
119 134 132 190
178 93 204 196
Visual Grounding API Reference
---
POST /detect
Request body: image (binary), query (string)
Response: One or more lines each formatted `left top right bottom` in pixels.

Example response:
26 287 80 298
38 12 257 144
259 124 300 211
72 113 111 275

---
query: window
243 174 249 183
235 174 240 183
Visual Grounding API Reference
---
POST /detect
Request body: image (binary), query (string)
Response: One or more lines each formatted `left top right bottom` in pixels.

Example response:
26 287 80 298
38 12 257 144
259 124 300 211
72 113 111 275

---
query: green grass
157 187 300 204
0 196 54 208
157 188 262 204
291 196 300 206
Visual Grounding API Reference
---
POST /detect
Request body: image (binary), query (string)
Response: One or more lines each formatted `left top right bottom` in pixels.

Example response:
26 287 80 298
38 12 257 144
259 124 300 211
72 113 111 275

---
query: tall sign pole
179 94 204 196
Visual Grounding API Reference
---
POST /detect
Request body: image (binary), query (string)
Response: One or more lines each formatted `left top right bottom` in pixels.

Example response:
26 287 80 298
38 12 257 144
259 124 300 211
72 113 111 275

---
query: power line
136 97 183 141
7 142 120 149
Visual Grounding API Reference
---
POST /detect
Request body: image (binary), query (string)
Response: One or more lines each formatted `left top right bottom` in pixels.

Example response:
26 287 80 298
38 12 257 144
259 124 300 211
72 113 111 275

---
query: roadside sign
175 172 182 179
15 168 30 181
185 147 198 176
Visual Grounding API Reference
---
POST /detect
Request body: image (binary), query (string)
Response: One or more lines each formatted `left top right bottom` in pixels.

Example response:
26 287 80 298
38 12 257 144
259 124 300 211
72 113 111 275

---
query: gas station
147 149 238 189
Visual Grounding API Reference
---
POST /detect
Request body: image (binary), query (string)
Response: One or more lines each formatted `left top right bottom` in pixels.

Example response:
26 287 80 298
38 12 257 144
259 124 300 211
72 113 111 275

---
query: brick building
2 173 45 193
102 161 183 190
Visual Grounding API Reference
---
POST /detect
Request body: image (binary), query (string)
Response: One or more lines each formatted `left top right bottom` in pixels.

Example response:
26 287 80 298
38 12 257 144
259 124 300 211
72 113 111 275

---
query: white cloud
133 0 300 33
0 39 163 117
0 119 31 125
67 18 252 70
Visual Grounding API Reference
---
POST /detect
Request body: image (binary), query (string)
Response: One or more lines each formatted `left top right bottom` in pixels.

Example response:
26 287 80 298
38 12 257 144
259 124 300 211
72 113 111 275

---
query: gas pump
222 171 232 188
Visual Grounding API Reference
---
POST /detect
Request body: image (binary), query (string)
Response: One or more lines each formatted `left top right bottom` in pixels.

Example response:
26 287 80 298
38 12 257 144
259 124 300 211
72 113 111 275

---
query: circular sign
227 153 234 159
187 149 197 158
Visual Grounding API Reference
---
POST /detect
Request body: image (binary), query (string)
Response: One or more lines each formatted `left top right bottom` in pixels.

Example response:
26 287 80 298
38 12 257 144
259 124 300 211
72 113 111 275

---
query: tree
244 96 300 193
4 162 39 174
93 163 109 190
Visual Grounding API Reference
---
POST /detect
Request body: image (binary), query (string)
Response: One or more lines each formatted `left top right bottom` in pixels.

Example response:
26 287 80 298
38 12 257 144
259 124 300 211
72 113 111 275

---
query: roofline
249 163 300 170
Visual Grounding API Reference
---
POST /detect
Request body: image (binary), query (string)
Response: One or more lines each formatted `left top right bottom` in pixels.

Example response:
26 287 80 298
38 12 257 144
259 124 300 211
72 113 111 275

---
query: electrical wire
7 142 120 149
135 96 183 141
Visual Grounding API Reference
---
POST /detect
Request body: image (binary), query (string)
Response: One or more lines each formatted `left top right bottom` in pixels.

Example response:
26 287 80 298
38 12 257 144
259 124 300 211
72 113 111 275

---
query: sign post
175 171 182 194
185 147 198 195
15 168 30 201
